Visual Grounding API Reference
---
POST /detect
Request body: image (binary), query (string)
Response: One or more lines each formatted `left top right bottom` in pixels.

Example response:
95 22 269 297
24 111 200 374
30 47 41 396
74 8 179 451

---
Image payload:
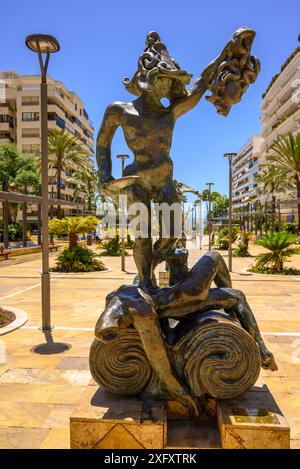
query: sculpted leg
122 288 201 416
133 238 154 290
126 184 155 290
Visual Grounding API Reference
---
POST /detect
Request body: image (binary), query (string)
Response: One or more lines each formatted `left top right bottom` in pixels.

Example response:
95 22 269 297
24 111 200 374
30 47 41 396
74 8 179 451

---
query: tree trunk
69 232 78 249
57 168 62 219
297 177 300 232
272 195 276 232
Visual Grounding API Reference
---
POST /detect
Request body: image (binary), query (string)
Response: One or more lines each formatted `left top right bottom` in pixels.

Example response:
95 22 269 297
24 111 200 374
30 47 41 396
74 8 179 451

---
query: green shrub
249 264 300 275
0 221 23 242
51 246 106 272
98 237 128 256
253 231 300 274
282 222 297 234
233 242 250 257
213 226 239 250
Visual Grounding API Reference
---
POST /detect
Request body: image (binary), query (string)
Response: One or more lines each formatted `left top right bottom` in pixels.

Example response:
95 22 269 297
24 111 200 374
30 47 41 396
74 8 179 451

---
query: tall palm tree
48 129 88 218
67 167 97 212
266 132 300 230
255 165 291 230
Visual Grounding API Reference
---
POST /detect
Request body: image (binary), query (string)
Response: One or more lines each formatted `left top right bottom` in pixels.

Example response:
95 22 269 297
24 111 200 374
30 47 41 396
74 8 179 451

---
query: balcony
0 114 14 128
264 107 300 149
48 112 65 129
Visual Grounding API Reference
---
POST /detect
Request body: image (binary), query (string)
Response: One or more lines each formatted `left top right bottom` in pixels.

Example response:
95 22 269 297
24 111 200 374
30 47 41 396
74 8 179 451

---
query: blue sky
1 0 299 197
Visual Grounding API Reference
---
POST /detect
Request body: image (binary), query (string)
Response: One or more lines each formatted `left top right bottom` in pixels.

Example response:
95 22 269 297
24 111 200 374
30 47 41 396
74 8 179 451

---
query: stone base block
70 387 167 449
217 384 290 449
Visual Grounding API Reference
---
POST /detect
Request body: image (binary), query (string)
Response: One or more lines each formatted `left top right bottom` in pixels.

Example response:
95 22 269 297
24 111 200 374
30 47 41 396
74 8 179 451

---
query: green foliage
48 129 88 174
249 264 300 275
98 237 127 256
255 165 291 194
282 222 297 233
213 226 239 250
0 221 23 242
49 216 99 248
233 242 250 257
211 194 229 218
266 132 300 230
266 133 300 182
201 189 220 202
51 246 106 272
0 143 39 192
125 239 135 249
253 231 300 273
67 168 97 209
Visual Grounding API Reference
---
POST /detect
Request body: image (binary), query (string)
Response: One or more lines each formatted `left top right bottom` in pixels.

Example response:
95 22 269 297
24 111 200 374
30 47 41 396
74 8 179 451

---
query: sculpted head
123 31 192 103
206 27 260 116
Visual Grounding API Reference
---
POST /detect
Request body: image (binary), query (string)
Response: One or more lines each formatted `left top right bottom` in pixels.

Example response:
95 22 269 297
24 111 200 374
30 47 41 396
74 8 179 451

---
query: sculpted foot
178 392 202 418
257 340 278 371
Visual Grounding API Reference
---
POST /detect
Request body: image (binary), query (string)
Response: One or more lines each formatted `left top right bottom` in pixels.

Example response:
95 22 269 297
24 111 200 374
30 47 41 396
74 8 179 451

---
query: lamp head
224 152 237 159
116 154 130 161
25 34 60 53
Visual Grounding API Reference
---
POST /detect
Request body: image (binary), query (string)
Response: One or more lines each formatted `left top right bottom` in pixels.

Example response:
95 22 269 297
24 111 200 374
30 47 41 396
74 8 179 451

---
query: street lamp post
26 34 60 331
116 154 129 272
206 182 214 250
224 152 237 272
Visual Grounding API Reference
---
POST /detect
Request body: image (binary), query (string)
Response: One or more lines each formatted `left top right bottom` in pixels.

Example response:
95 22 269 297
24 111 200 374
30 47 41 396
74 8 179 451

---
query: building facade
232 45 300 227
259 46 300 223
0 71 95 223
232 136 259 224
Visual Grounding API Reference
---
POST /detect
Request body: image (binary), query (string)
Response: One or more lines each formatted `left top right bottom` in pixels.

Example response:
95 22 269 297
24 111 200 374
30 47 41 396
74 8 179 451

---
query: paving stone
40 404 75 429
40 428 70 449
0 426 49 449
56 357 90 370
0 401 53 427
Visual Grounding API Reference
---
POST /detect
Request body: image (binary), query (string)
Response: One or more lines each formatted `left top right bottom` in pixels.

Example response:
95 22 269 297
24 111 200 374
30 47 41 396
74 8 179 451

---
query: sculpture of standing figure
97 28 260 290
92 29 277 417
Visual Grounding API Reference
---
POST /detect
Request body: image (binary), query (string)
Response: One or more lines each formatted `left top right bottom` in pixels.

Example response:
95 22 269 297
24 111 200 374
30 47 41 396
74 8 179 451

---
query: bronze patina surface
91 30 277 417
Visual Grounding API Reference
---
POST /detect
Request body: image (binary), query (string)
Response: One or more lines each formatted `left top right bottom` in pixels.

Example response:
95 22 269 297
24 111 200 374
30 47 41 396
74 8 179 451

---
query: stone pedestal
70 387 167 449
217 384 290 449
70 384 290 449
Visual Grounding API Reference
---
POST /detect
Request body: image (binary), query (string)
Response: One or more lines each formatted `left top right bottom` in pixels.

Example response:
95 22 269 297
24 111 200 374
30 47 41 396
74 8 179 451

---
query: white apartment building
0 71 95 223
259 46 300 223
232 136 259 216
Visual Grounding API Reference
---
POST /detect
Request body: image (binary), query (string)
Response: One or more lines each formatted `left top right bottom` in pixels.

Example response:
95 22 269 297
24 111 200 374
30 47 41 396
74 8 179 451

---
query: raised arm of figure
171 59 220 119
96 103 123 185
171 34 232 120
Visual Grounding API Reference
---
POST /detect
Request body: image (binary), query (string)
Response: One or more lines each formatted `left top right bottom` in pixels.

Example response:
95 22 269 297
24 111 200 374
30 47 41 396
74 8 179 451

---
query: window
55 116 65 129
75 103 77 111
22 144 40 153
22 96 39 105
22 129 40 138
22 112 39 121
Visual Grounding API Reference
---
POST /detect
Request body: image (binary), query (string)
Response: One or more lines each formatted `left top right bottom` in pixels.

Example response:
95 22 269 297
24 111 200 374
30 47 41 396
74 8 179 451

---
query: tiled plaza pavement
0 241 300 448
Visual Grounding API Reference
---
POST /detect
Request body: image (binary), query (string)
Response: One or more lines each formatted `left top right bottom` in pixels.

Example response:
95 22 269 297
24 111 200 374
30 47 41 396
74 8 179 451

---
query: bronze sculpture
91 29 277 417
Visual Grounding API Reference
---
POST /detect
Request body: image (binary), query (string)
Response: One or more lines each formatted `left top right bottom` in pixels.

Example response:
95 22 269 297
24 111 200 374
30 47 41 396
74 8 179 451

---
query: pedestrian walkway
0 242 299 448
